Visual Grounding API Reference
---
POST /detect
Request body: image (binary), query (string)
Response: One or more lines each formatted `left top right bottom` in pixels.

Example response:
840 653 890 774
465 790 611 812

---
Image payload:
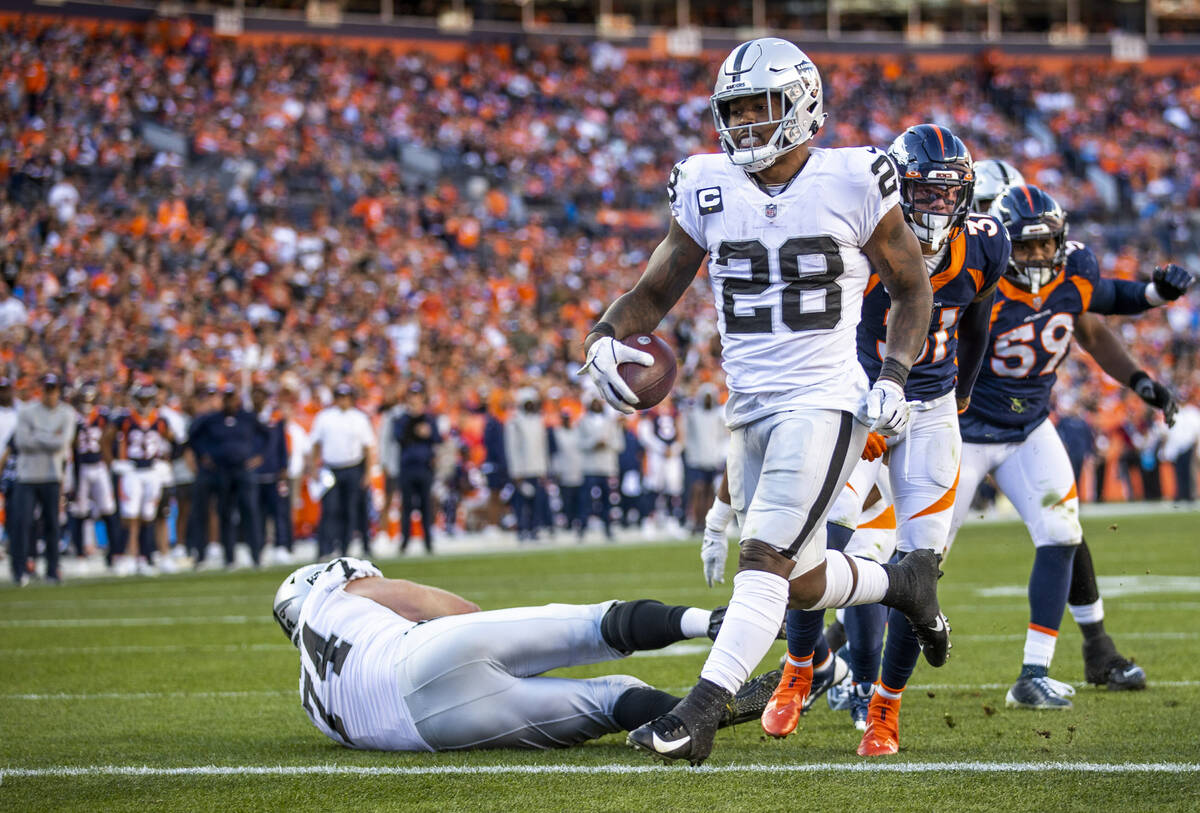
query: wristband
1129 370 1150 389
879 357 910 389
587 321 616 341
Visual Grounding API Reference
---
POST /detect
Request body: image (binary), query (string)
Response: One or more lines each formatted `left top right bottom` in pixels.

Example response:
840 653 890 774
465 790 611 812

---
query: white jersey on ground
293 557 430 751
669 147 900 428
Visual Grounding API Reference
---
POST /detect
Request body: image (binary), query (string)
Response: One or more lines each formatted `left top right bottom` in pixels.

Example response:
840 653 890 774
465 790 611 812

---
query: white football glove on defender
862 379 911 437
578 336 653 415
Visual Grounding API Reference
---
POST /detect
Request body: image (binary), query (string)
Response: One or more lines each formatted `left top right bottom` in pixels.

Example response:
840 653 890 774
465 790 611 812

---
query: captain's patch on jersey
697 187 723 215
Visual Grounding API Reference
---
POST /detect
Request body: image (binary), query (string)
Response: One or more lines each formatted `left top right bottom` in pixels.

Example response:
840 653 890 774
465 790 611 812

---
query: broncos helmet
990 184 1068 295
887 124 974 252
710 38 826 173
973 159 1026 213
273 563 326 645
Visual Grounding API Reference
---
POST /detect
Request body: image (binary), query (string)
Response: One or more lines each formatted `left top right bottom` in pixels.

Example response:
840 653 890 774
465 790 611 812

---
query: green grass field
2 512 1199 812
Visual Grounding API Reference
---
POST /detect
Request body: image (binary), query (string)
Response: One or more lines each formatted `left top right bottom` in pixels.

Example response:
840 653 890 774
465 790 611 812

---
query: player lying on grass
272 557 780 751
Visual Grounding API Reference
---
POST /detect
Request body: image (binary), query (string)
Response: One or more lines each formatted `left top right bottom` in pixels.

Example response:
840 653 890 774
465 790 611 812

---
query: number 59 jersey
958 242 1101 444
670 147 901 425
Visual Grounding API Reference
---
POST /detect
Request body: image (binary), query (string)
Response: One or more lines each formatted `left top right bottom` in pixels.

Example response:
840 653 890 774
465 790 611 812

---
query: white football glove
701 527 728 587
862 379 911 437
578 336 654 415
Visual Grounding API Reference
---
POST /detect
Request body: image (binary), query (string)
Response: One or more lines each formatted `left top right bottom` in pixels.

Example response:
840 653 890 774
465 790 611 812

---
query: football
618 333 677 410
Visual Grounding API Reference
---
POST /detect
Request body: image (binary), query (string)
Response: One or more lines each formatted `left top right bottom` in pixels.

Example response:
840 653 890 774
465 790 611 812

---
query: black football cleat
1083 636 1146 690
882 549 951 667
824 618 847 655
722 669 782 727
627 678 731 766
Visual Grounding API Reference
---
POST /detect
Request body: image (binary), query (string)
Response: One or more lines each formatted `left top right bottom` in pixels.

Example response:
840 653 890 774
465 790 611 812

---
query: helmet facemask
901 178 972 254
1007 229 1067 295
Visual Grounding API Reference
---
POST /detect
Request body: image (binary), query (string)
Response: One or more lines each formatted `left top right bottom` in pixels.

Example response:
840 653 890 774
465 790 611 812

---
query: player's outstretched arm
345 576 481 621
583 219 707 354
1075 312 1178 426
1088 265 1195 315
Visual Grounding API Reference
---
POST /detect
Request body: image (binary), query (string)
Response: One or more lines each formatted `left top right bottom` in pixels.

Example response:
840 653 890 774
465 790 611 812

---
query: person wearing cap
504 386 552 542
251 384 293 564
184 385 222 565
393 381 442 554
187 384 269 568
309 383 376 559
10 374 75 584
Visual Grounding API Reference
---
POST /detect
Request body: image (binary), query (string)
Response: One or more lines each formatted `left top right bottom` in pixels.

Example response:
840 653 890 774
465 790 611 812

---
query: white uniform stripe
2 762 1197 778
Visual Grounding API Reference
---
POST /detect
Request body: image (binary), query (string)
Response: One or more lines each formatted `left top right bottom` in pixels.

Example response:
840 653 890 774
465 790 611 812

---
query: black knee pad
601 599 688 654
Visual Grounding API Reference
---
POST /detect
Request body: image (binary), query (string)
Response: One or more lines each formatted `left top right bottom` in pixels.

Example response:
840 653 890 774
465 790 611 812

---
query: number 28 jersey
958 242 1100 444
669 147 901 427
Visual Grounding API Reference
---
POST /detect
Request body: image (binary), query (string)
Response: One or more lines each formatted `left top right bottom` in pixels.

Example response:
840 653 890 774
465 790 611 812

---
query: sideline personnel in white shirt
309 383 376 558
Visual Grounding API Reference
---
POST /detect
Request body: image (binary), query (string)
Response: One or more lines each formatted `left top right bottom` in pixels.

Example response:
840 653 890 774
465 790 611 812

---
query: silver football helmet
710 38 826 173
273 563 325 645
972 159 1026 213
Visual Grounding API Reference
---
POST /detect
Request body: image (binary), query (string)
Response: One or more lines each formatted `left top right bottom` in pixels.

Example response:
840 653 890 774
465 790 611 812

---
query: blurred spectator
638 406 684 532
480 400 510 529
252 384 294 563
1161 401 1200 503
310 383 375 558
10 374 74 584
188 384 268 567
1056 406 1096 487
378 390 406 544
504 387 551 542
394 381 441 554
552 410 586 538
683 384 727 533
579 396 624 540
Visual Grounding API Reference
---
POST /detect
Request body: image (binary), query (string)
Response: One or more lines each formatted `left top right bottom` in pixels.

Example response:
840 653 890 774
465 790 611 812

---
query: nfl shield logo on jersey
765 203 777 218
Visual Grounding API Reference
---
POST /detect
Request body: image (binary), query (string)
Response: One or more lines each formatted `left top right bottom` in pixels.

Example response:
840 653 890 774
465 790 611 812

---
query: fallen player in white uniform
273 557 779 751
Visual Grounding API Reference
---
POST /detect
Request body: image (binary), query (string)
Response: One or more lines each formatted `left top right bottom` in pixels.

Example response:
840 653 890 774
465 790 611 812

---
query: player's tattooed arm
583 218 707 355
863 205 933 374
345 577 481 621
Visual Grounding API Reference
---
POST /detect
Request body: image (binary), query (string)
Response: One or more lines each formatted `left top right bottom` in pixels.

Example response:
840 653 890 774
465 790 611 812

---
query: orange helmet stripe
1021 185 1035 210
932 125 947 157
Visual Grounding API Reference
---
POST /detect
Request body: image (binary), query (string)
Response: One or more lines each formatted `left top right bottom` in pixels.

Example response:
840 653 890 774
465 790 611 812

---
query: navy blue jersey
859 213 1010 401
117 411 172 469
959 241 1099 443
75 408 110 465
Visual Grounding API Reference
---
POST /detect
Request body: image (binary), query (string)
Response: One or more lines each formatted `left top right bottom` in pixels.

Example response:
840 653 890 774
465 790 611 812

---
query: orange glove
861 431 888 462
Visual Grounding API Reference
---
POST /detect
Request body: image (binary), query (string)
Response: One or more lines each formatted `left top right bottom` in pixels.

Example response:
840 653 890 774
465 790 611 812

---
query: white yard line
0 615 255 628
1 762 1198 778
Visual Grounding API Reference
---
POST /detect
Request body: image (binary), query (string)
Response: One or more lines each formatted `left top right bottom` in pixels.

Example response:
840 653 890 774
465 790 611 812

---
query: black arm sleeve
955 292 994 402
1088 277 1150 315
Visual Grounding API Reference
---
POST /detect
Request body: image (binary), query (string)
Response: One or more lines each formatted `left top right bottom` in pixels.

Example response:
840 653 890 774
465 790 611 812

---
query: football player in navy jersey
763 125 1012 755
948 184 1189 710
67 383 121 563
971 160 1192 693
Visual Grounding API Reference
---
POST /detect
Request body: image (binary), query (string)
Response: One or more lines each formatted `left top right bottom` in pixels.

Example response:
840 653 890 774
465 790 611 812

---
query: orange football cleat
856 689 902 756
760 659 812 738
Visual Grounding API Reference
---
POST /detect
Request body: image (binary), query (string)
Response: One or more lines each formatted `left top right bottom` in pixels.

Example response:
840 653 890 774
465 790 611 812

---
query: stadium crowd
0 18 1198 577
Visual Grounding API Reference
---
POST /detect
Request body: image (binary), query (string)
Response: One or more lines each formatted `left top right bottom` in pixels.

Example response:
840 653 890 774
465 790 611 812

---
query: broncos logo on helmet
710 38 826 174
887 124 974 253
990 184 1068 295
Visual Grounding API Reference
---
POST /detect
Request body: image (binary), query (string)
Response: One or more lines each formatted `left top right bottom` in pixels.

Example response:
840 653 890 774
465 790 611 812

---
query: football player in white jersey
273 559 780 751
579 38 947 766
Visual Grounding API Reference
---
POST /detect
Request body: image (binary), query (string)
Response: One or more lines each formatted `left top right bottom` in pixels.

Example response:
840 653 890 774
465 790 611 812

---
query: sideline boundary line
2 762 1199 778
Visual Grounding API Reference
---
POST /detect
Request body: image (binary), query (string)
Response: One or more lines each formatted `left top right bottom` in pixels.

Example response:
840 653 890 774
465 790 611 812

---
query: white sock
705 498 733 533
1068 599 1104 625
835 608 846 624
700 569 789 694
803 551 889 610
1023 626 1058 668
681 607 712 639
